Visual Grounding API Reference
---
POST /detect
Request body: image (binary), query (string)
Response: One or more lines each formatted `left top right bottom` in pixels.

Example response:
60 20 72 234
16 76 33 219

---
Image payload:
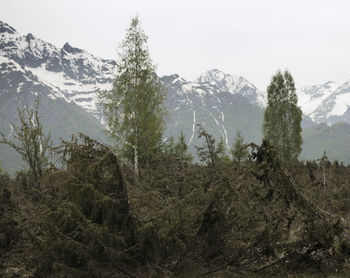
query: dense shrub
1 135 350 277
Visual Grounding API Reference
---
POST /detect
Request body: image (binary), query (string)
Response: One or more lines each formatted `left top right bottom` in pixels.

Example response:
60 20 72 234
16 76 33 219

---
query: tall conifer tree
263 70 302 161
231 129 248 165
99 16 166 175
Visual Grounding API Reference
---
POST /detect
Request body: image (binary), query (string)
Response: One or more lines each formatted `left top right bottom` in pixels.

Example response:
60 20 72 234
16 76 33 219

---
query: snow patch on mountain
330 92 350 117
0 56 25 73
297 81 337 116
0 21 117 119
188 110 196 145
197 69 267 107
298 81 350 124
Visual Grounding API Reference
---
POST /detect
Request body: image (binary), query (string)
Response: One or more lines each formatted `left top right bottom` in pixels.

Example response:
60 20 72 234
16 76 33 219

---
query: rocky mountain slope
161 71 266 151
0 21 115 120
0 22 109 173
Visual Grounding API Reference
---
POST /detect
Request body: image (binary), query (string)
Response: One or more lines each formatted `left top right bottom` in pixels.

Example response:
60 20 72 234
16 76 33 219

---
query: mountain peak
323 81 337 89
62 42 83 54
161 74 179 83
197 68 226 83
0 21 17 34
206 68 224 74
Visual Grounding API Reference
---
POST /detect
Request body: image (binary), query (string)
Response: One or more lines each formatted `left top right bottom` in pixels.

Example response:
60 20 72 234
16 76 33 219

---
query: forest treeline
1 16 350 277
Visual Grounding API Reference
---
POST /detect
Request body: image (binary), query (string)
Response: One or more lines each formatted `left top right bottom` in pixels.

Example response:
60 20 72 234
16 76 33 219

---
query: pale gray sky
1 0 350 90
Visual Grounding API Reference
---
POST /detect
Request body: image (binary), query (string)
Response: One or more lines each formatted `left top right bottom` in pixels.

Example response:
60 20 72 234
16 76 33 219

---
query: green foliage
231 129 249 164
0 98 52 184
163 136 175 155
174 131 192 166
0 95 108 175
2 133 350 277
0 173 21 276
263 70 303 161
0 77 349 278
195 124 228 168
99 16 166 175
34 134 136 277
3 13 350 278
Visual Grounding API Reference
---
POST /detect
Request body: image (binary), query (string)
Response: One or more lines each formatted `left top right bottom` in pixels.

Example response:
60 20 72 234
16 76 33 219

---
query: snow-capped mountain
0 21 110 173
297 81 350 125
161 71 266 150
0 21 265 126
311 81 350 125
0 20 266 148
2 20 350 130
298 81 337 115
1 20 350 171
0 21 116 119
197 69 266 107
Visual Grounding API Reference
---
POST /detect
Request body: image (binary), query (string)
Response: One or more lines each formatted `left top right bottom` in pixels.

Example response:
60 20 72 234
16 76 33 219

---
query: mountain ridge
1 20 350 173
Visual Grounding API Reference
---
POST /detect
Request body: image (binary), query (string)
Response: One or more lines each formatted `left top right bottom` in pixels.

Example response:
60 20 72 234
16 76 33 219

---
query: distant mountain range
298 81 350 125
0 20 350 173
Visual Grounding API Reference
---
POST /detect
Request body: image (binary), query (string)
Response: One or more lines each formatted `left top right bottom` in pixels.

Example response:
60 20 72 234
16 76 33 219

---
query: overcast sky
1 0 350 90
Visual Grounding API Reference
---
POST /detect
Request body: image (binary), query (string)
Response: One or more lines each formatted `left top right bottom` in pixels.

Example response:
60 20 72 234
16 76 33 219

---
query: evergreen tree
196 125 227 168
217 137 230 162
99 16 166 175
163 136 175 155
174 131 192 165
231 129 248 165
263 70 302 161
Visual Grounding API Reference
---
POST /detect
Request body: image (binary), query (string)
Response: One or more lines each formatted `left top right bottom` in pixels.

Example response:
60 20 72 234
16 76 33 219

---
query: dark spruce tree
99 16 166 176
263 70 302 161
174 131 193 166
231 129 248 165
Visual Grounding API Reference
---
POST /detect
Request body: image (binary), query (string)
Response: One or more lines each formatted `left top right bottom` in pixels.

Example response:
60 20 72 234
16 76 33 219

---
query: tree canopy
263 70 302 161
99 16 166 175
